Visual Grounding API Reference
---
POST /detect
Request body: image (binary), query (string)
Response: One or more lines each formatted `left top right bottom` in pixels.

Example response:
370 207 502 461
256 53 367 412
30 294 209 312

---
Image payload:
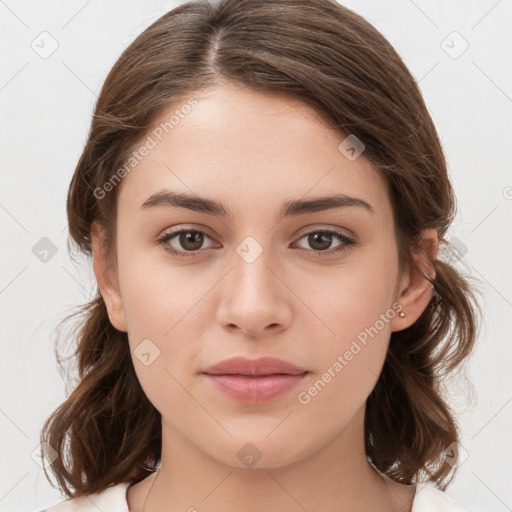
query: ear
91 222 127 332
390 228 438 332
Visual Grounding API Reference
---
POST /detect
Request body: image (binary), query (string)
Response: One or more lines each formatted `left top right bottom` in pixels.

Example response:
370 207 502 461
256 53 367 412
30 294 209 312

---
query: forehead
116 83 392 223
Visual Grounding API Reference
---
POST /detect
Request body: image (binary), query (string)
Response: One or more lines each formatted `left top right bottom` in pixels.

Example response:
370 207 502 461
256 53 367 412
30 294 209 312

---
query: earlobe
391 228 438 332
91 222 128 333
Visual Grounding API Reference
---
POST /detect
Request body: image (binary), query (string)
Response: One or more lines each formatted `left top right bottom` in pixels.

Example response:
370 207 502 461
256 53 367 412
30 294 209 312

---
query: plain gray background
1 1 511 511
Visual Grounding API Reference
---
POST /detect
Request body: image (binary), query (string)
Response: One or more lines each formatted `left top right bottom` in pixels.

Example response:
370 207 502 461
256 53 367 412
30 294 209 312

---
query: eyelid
159 224 216 239
294 224 354 239
159 223 354 243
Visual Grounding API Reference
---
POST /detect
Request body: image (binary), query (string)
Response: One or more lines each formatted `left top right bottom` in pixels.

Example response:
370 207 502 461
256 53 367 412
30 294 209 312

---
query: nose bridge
216 234 290 335
232 234 279 305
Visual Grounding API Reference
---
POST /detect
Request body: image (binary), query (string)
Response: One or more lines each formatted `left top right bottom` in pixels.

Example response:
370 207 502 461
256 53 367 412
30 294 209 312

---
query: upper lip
202 356 308 376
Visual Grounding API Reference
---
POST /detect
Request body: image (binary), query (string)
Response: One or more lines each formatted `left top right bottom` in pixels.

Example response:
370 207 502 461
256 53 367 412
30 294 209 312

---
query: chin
202 434 321 471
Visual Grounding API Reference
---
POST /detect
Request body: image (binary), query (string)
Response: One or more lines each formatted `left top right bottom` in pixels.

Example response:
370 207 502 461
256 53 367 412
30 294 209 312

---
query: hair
40 0 483 499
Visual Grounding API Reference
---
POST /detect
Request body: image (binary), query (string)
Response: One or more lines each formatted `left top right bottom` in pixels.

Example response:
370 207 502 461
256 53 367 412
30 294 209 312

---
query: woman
40 0 482 510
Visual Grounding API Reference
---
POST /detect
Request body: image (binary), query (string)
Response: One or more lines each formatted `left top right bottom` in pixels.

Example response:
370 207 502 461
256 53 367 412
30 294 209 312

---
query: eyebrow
140 190 374 218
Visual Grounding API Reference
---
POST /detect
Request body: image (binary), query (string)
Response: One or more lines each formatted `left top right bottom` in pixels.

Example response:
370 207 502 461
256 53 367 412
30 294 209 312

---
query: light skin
92 82 437 512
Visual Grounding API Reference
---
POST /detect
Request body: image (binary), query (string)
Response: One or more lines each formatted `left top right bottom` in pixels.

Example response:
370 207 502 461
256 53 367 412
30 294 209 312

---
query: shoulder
412 483 477 512
40 482 131 512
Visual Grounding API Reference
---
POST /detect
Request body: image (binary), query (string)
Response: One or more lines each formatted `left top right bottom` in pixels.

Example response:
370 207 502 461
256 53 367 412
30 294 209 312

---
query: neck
132 405 414 512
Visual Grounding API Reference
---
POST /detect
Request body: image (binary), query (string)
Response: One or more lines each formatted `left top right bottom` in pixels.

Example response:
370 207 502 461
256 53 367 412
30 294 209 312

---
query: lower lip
203 373 308 403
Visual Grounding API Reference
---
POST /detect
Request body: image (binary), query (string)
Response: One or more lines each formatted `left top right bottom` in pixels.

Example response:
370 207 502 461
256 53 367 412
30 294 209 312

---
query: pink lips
201 356 309 403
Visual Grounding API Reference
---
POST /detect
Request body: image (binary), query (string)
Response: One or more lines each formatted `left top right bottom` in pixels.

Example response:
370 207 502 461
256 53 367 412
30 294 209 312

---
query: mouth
202 373 309 403
201 356 309 403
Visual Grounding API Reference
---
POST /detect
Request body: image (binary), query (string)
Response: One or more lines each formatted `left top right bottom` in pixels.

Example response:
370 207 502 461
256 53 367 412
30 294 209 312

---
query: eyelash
157 227 357 258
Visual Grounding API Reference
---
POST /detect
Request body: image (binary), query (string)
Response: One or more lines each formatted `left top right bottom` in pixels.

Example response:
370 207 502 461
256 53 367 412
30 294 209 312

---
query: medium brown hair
40 0 483 498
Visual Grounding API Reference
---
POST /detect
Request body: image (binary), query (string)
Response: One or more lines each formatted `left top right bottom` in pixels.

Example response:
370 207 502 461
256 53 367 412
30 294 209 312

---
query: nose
216 246 292 338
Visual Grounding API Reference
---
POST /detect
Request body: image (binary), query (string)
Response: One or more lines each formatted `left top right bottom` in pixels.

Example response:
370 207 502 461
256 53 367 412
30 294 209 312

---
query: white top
41 481 477 511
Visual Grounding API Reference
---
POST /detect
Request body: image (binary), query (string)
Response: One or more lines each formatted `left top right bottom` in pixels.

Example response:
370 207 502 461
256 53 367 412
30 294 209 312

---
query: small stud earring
399 311 405 318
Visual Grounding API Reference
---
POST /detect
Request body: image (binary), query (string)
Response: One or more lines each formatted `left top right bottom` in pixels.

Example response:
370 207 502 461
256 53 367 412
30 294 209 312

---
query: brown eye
307 232 334 251
295 230 356 255
158 229 214 257
176 231 205 251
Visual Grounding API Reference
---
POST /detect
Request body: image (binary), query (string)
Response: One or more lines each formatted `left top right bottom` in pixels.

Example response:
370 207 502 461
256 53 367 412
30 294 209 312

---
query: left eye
294 230 356 255
157 228 356 257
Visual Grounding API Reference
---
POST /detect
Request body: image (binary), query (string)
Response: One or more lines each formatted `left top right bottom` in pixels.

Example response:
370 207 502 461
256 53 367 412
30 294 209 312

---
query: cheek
299 245 398 404
294 345 383 447
119 263 207 416
294 281 394 432
308 247 398 344
121 267 209 364
117 236 206 338
115 242 207 391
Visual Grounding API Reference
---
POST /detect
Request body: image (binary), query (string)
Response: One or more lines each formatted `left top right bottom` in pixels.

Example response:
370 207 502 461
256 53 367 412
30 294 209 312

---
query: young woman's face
97 82 417 468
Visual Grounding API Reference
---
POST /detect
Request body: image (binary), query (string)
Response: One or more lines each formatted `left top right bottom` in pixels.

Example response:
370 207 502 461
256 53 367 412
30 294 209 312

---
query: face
93 82 433 469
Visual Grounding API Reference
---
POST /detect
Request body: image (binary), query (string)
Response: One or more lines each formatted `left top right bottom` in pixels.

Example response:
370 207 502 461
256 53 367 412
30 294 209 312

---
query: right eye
157 228 217 257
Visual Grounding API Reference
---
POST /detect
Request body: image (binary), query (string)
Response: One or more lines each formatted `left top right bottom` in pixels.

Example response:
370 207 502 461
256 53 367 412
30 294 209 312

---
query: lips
201 356 309 403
